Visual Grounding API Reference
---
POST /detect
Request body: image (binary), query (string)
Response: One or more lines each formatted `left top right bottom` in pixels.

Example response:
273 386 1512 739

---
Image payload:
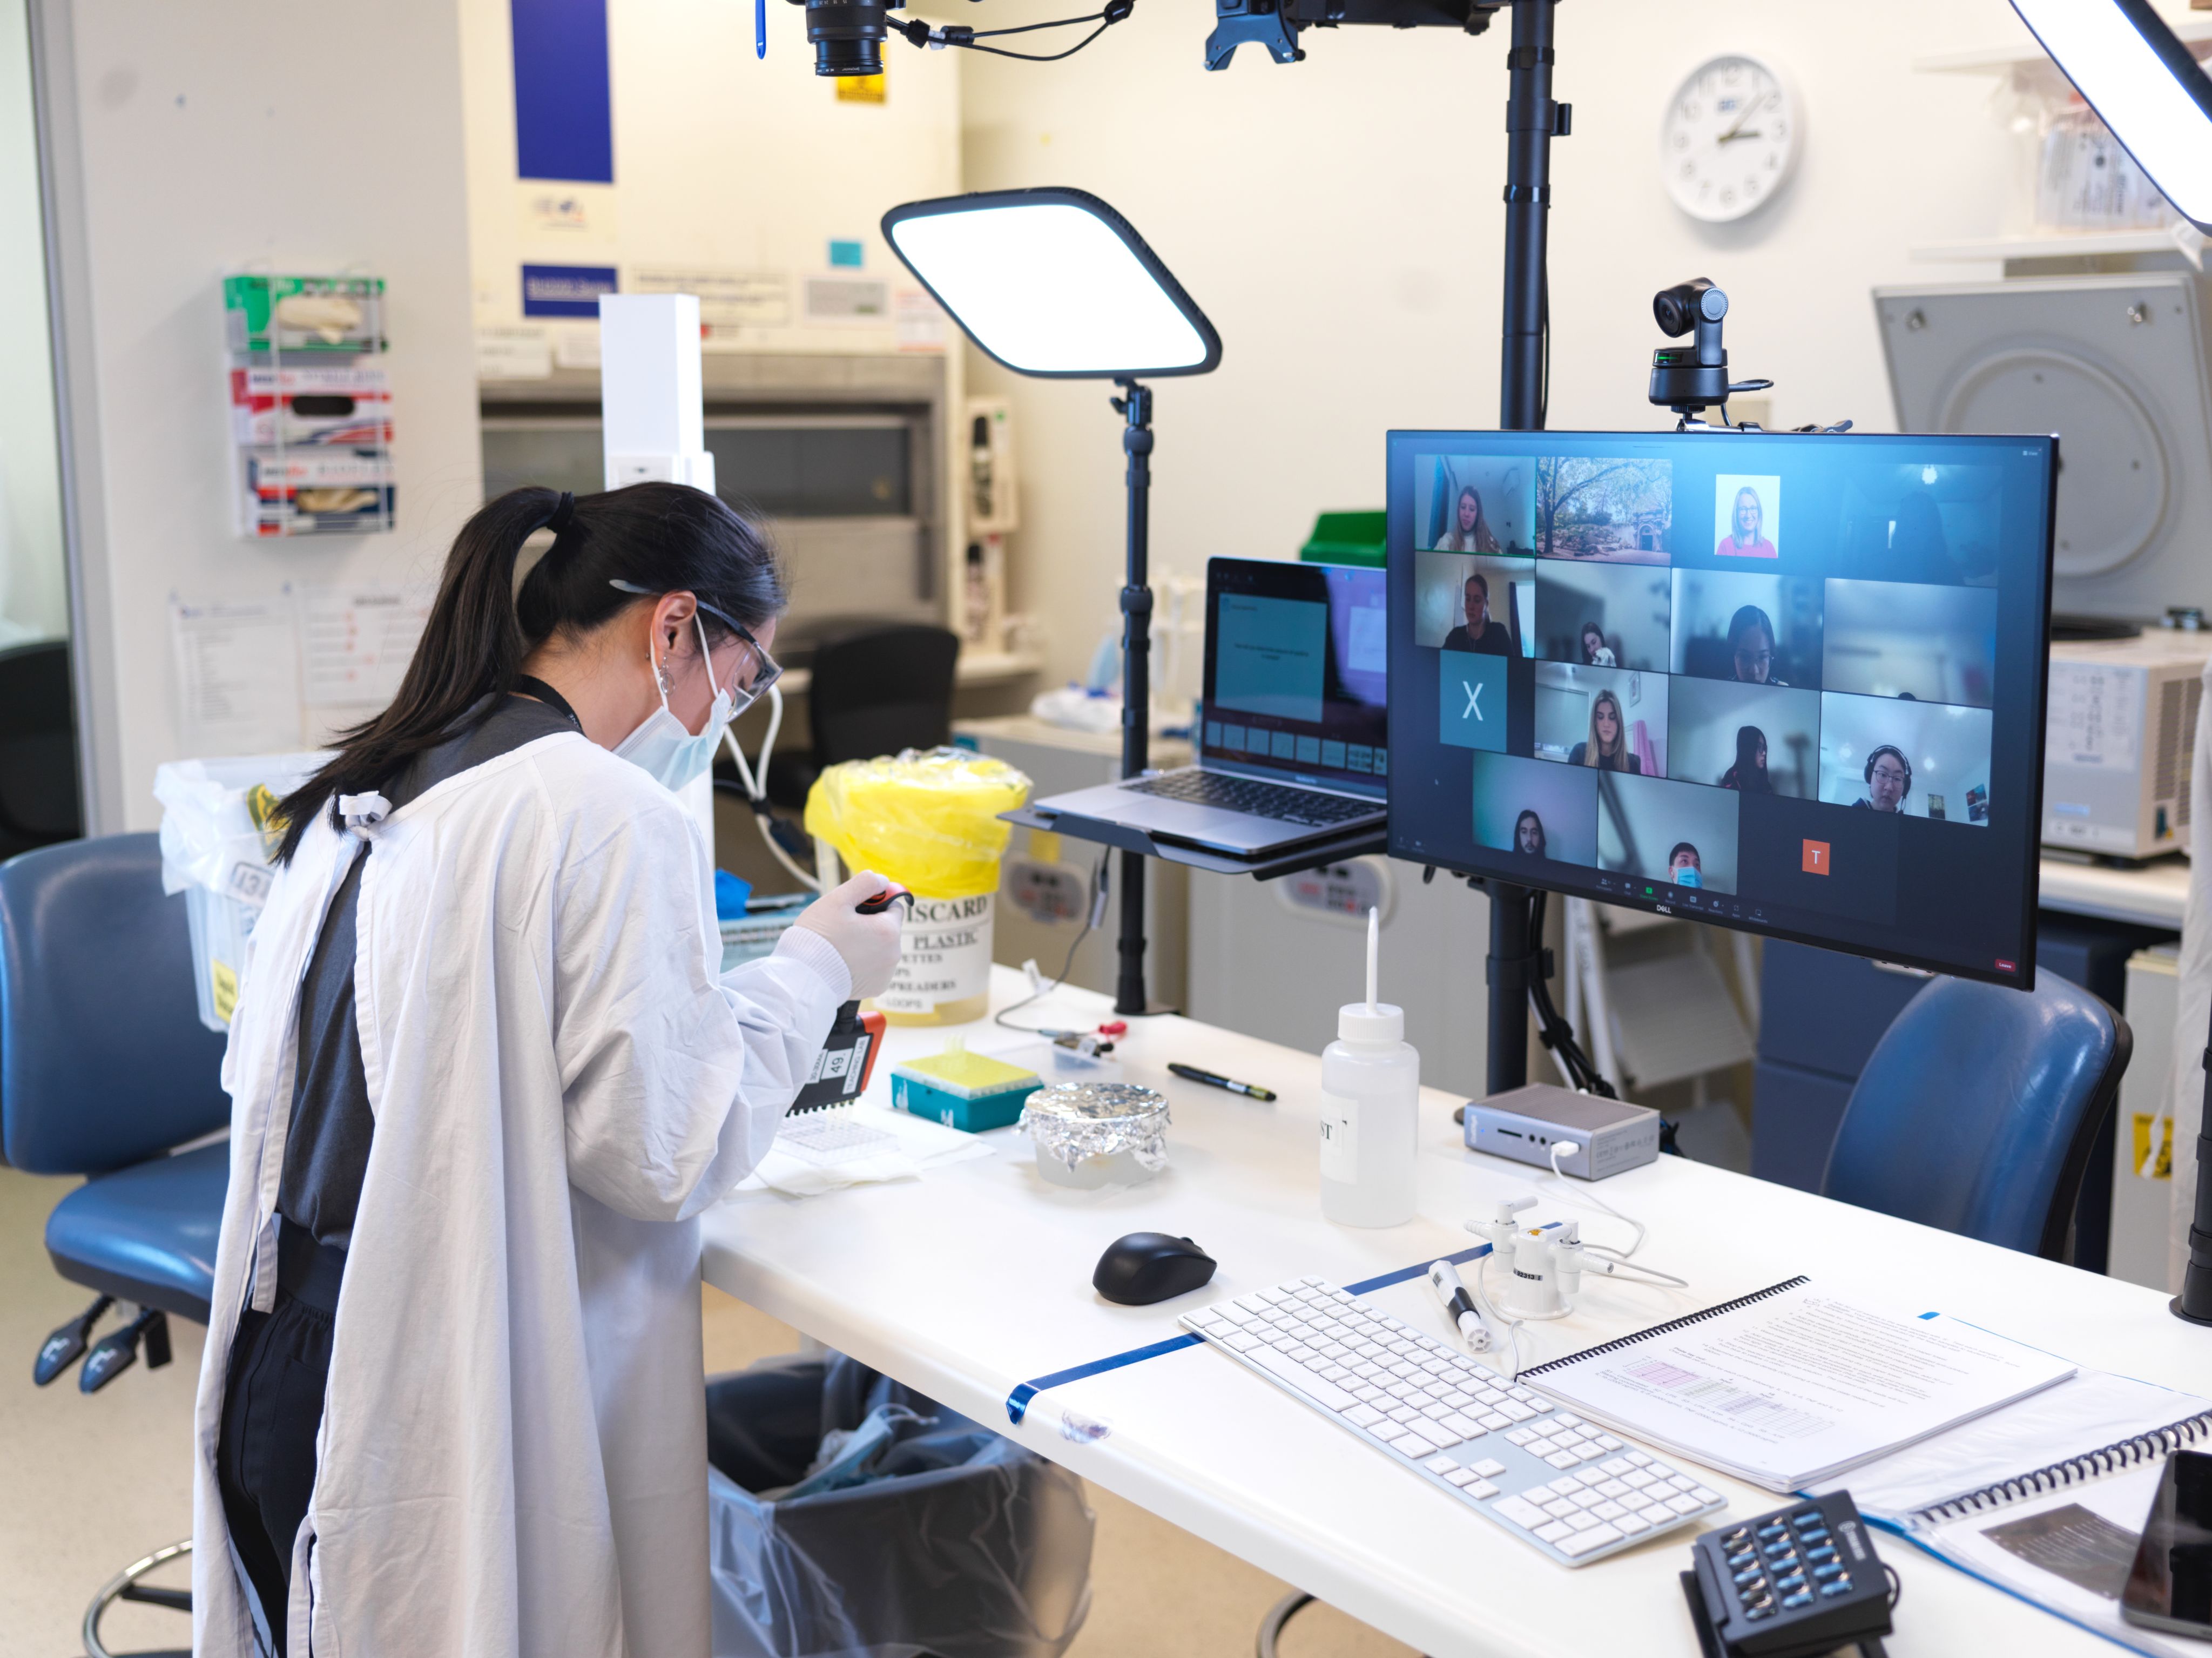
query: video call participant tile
1414 454 1536 555
1712 474 1781 561
1736 793 1900 928
1535 562 1672 671
1669 569 1824 689
1595 772 1741 897
1534 455 1673 564
1533 662 1668 777
1820 578 1997 709
1470 751 1598 867
1413 550 1533 656
1438 650 1509 752
1668 677 1820 797
1817 693 1993 825
1833 459 2006 587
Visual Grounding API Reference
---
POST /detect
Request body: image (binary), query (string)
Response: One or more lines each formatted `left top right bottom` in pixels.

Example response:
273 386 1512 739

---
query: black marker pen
1166 1062 1277 1102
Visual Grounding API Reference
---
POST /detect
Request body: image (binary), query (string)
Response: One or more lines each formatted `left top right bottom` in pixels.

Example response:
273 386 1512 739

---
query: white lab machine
1874 273 2212 623
2045 629 2211 857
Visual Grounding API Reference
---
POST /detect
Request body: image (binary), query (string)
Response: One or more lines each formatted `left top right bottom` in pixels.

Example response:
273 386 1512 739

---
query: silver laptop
1031 557 1389 856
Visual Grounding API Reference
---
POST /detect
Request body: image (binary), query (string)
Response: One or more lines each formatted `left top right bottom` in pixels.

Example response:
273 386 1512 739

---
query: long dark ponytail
274 481 784 863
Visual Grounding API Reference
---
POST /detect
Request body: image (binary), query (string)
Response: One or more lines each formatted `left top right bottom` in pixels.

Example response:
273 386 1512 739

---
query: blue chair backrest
0 833 231 1174
1820 972 2129 1259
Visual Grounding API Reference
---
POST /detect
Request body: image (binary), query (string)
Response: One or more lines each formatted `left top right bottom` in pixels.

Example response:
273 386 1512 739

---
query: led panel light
882 188 1222 379
2012 0 2212 232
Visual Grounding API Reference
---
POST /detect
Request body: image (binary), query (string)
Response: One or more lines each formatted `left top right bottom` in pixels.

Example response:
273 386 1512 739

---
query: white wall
957 1 2114 684
37 0 483 831
0 0 66 643
459 0 963 352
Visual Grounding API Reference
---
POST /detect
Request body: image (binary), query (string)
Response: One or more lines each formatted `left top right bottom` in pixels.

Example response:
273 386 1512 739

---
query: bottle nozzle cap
1338 1001 1405 1044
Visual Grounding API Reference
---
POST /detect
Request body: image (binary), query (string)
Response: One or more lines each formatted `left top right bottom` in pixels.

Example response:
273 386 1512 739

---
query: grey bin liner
707 1352 1095 1658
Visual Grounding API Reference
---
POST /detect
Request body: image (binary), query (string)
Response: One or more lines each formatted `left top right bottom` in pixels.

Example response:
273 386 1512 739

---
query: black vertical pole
2176 1032 2212 1323
1486 0 1561 1096
1115 379 1155 1016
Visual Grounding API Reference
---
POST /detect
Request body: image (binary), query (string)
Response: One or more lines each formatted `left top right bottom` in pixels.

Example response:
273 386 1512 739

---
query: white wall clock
1661 55 1799 223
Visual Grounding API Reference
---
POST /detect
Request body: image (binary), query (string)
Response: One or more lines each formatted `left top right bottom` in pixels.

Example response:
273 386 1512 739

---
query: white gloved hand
795 871 906 1001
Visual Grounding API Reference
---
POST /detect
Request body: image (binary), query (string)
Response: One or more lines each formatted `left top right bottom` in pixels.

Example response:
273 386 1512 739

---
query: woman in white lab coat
191 482 903 1658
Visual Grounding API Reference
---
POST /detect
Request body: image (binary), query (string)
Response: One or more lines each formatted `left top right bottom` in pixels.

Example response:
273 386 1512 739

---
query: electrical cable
994 850 1109 1033
1523 888 1616 1098
898 1 1132 63
717 686 821 893
1544 1140 1644 1259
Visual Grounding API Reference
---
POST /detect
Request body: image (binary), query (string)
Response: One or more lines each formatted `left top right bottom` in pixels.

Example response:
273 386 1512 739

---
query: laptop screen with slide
1201 558 1390 797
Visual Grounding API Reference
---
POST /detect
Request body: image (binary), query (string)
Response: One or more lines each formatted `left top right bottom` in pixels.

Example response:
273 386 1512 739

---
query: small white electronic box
1464 1084 1660 1181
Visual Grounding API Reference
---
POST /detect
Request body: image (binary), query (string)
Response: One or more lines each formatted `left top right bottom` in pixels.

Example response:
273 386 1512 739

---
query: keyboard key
1624 1471 1656 1489
1225 1333 1260 1353
1470 1459 1507 1479
1494 1497 1547 1529
1566 1507 1607 1529
1568 1491 1603 1511
1499 1401 1537 1423
1592 1500 1628 1521
1397 1426 1448 1455
1535 1522 1575 1545
1594 1434 1623 1451
1639 1505 1677 1527
1525 1437 1560 1458
1613 1511 1651 1535
1545 1452 1581 1470
1423 1454 1459 1475
1386 1432 1432 1457
1665 1494 1704 1516
1509 1387 1541 1405
1690 1487 1722 1505
1552 1413 1583 1428
1541 1500 1576 1520
1343 1404 1384 1429
1418 1417 1464 1445
1479 1412 1513 1432
1559 1524 1623 1558
1386 1407 1419 1425
1595 1479 1631 1499
1247 1346 1357 1411
1439 1412 1482 1439
1465 1479 1500 1500
1442 1467 1476 1487
1599 1457 1633 1476
1505 1426 1540 1446
1625 1451 1652 1467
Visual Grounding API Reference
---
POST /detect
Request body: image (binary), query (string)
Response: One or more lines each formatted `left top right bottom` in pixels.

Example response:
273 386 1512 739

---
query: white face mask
613 612 736 792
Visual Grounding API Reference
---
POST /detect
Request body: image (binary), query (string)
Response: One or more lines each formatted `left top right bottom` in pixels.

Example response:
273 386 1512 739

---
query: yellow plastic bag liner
805 747 1031 1023
804 746 1029 901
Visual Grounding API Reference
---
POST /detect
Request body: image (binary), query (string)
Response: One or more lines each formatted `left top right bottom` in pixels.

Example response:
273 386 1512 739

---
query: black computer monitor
1385 430 2055 988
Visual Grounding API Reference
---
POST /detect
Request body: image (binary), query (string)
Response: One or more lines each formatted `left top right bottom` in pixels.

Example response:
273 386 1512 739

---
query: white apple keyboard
1180 1274 1727 1566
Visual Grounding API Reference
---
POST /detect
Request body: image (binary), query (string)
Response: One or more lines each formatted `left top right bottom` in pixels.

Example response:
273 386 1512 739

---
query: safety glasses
609 580 784 713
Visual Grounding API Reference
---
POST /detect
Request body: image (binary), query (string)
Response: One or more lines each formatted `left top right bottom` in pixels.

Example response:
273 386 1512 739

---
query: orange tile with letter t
1802 839 1831 875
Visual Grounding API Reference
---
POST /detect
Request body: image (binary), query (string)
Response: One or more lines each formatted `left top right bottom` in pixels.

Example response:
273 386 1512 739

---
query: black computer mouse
1092 1232 1218 1306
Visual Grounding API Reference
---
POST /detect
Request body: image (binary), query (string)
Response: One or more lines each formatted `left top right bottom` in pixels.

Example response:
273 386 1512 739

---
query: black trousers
215 1226 342 1654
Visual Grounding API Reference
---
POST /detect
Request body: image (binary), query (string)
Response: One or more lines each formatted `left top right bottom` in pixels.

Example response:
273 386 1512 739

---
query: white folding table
700 967 2207 1658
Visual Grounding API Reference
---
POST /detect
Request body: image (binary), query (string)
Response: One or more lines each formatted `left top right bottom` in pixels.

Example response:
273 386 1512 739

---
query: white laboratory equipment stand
597 291 720 850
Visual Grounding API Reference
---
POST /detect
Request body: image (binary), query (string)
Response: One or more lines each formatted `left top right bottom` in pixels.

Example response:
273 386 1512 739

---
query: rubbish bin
706 1352 1093 1658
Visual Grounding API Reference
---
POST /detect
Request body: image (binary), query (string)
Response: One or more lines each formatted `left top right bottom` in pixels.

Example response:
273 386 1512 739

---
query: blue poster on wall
522 264 618 318
511 0 614 183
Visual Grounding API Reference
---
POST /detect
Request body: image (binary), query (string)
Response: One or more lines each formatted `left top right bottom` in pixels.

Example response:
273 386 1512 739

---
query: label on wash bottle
1318 1093 1359 1183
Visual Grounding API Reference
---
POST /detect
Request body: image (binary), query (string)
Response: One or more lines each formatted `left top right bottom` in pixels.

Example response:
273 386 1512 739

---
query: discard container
805 746 1030 1025
155 752 329 1031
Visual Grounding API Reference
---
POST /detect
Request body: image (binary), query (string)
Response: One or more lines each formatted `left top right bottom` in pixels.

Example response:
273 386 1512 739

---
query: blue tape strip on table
1004 1241 1494 1425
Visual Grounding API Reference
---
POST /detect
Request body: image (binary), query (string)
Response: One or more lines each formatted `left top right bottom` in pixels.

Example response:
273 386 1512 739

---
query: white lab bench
699 967 2206 1658
2038 853 2190 929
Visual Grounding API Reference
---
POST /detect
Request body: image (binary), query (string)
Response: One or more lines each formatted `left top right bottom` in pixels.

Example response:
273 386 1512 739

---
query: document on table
1521 1278 2077 1492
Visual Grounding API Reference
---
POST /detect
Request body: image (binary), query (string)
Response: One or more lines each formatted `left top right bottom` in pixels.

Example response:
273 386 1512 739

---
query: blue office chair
0 832 233 1653
1820 972 2131 1261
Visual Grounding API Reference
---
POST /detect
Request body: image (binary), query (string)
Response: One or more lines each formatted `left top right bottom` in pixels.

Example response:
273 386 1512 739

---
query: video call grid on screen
1390 430 2055 988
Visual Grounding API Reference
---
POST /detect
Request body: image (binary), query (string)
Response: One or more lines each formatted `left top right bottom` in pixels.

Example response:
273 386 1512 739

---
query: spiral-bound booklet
1519 1277 2078 1493
1817 1370 2212 1657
